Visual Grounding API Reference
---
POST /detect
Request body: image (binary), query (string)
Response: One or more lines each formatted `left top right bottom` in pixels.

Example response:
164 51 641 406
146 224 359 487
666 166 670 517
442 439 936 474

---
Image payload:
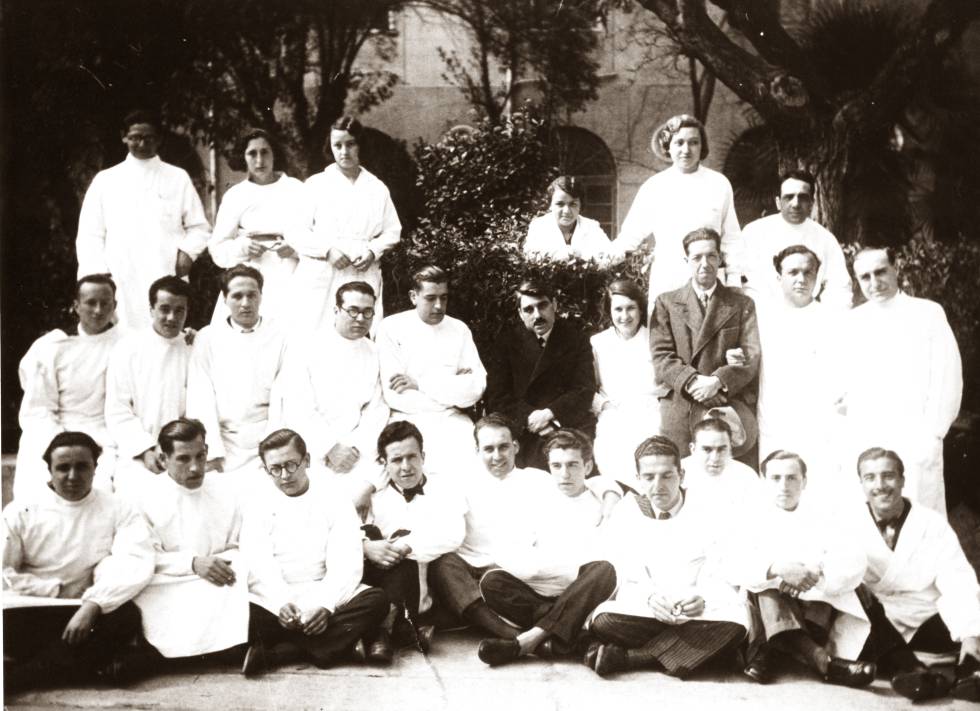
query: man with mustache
651 227 761 462
187 264 287 480
852 447 980 701
106 276 193 497
741 170 853 309
836 247 962 515
486 279 596 470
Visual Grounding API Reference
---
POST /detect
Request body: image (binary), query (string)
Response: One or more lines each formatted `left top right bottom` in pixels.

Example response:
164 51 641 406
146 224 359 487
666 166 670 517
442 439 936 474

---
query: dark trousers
429 552 495 618
857 587 956 675
363 558 421 620
592 611 745 678
748 590 833 658
247 588 387 668
480 561 617 645
4 601 142 685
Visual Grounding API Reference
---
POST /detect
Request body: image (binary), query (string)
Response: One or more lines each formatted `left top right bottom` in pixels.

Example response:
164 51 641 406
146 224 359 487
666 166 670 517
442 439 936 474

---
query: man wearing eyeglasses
376 265 486 476
280 281 388 502
76 109 210 330
238 428 388 677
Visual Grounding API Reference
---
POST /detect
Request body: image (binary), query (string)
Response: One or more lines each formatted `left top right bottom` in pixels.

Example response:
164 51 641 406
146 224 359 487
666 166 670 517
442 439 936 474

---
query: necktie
537 335 546 349
401 484 425 503
698 292 708 315
657 511 671 520
877 519 898 550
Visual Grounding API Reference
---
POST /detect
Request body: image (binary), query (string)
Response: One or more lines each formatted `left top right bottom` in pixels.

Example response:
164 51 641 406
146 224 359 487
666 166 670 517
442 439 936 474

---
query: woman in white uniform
523 176 611 261
208 128 304 326
289 116 401 335
590 279 664 481
613 114 744 306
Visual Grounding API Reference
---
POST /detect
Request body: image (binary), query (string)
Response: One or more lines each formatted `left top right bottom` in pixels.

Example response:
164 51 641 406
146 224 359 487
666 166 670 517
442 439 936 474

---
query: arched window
554 126 618 238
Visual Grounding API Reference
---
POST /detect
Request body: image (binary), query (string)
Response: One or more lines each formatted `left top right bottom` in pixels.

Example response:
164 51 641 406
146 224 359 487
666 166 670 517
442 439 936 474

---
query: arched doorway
553 126 618 238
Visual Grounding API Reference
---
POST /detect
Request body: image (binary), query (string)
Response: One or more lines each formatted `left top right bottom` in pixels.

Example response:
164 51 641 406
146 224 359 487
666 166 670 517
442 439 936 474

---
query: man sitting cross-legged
589 435 748 679
361 421 466 664
737 450 874 688
477 429 617 667
238 428 388 677
3 432 154 694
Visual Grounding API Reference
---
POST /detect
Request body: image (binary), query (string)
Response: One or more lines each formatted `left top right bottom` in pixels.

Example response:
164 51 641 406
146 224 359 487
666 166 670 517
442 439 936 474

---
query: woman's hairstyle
651 114 709 162
547 175 584 201
330 115 364 139
601 278 647 329
229 127 285 174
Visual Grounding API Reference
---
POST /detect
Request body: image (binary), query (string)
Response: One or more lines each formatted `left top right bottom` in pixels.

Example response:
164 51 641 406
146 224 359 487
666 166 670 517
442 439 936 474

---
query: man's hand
352 481 375 522
326 443 360 473
674 594 705 619
646 592 680 625
62 601 101 646
175 250 194 277
245 240 268 259
526 408 555 434
326 248 351 269
960 635 980 665
192 556 237 586
364 539 407 569
139 447 164 474
278 602 302 630
389 374 419 393
300 607 330 636
599 490 622 523
206 457 225 473
686 375 723 403
351 249 375 271
771 562 821 592
269 241 297 259
725 348 746 367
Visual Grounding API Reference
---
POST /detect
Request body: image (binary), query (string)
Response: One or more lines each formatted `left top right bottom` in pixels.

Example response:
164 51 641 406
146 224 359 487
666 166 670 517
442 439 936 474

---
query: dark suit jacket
485 318 596 435
650 282 760 451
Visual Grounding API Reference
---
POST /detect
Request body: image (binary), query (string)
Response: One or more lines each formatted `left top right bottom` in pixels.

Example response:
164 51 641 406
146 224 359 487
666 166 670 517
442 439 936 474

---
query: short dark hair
853 245 898 267
856 446 904 478
259 429 308 462
411 265 449 292
682 227 722 256
149 275 191 307
330 115 363 139
229 127 285 174
377 421 424 463
158 418 207 456
43 431 102 468
633 435 680 473
547 175 584 201
691 416 732 441
760 449 808 477
773 245 821 275
335 281 376 308
544 428 593 465
515 279 555 303
76 273 117 298
473 413 520 444
778 169 816 194
221 264 264 296
122 109 162 133
602 278 647 329
652 114 709 162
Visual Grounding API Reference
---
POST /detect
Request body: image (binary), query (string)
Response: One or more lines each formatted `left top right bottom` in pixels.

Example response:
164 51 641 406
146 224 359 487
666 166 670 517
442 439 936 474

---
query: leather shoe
952 672 980 702
891 668 953 701
824 657 875 688
582 640 601 670
416 625 435 654
594 643 628 678
743 650 773 684
241 643 267 678
478 638 521 667
367 632 394 666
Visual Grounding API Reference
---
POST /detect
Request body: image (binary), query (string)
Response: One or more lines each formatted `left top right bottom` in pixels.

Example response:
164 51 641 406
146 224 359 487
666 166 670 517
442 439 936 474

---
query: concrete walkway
6 630 976 711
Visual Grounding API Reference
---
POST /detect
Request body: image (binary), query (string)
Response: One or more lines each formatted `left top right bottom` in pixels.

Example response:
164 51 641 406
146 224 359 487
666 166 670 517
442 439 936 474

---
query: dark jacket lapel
692 284 737 358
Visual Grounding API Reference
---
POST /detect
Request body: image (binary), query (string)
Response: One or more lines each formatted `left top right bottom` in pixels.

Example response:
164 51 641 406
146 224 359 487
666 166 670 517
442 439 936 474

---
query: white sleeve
612 181 655 256
81 501 155 613
286 178 332 259
366 189 401 258
18 343 64 450
3 508 62 597
76 174 109 276
185 334 226 460
104 342 157 460
208 188 251 268
925 306 962 439
415 329 487 408
818 231 853 309
719 179 746 285
240 502 291 612
317 498 365 613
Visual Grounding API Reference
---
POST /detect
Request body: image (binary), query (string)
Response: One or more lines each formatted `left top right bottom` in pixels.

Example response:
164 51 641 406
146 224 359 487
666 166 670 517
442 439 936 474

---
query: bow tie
399 477 426 503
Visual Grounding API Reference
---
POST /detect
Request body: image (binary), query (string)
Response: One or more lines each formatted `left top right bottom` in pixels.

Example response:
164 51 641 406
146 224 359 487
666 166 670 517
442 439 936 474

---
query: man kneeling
478 429 616 666
3 432 154 693
589 435 747 679
239 429 388 676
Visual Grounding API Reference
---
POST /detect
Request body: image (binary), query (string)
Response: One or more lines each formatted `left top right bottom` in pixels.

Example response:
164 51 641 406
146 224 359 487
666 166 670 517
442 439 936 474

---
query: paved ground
5 630 977 711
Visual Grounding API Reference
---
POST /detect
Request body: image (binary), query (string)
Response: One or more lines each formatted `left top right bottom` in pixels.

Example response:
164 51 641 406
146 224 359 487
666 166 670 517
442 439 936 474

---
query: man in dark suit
650 227 760 461
485 280 596 470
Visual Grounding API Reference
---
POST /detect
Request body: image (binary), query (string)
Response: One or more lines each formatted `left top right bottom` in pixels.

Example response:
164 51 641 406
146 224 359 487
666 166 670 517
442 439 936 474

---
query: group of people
3 108 977 703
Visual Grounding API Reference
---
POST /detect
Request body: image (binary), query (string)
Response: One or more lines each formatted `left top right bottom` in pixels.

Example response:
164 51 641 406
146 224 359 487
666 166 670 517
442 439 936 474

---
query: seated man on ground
589 435 748 679
737 450 874 688
478 429 616 666
361 421 466 663
680 415 762 514
852 447 980 702
127 418 249 670
239 429 388 677
3 432 154 693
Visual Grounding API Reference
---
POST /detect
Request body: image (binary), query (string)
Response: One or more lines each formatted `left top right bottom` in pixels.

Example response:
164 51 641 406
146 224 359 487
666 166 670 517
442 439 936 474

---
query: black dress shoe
594 643 628 678
242 643 268 678
582 640 601 670
478 638 521 667
952 672 980 702
824 657 875 688
743 651 773 684
367 632 394 666
891 668 953 701
98 647 163 687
